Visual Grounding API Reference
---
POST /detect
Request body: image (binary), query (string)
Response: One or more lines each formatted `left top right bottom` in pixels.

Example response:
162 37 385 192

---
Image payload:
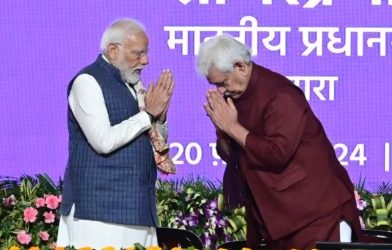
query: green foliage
156 178 245 248
357 187 392 231
355 177 392 231
1 174 391 249
0 174 61 249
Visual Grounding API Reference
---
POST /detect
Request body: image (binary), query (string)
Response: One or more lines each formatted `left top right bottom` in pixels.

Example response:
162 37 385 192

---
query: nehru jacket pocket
274 168 306 192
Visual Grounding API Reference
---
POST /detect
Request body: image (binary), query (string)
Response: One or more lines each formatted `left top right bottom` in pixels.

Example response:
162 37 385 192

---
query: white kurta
57 56 165 248
57 205 158 248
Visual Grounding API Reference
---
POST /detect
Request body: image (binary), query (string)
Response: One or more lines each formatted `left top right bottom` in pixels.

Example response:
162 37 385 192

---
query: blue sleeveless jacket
60 55 157 226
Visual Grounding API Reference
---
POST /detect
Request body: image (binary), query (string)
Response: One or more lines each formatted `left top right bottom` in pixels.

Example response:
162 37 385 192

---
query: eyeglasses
114 43 149 58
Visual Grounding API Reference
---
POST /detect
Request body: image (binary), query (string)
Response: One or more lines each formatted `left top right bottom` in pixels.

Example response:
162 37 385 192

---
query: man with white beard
57 18 174 248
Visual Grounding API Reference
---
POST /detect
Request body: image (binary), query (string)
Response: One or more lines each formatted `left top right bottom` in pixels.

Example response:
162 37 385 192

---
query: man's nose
140 54 149 65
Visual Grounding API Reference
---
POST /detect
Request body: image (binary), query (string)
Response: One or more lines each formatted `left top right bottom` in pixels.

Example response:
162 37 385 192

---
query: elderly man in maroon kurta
196 34 363 250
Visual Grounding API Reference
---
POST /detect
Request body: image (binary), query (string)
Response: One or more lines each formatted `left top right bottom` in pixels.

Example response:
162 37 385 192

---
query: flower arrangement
0 174 61 249
1 174 391 250
156 178 246 249
355 178 392 230
8 245 196 250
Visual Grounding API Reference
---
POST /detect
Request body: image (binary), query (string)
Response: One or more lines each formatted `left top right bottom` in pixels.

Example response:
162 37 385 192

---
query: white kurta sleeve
68 73 152 154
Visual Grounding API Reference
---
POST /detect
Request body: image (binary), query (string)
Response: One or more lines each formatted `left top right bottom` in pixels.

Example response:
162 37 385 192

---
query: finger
156 70 167 94
166 72 174 93
162 70 172 90
204 103 219 128
206 92 215 110
203 102 213 115
156 70 166 89
146 82 153 94
227 97 235 108
162 102 169 115
211 89 225 102
208 90 224 109
168 80 174 96
162 95 171 112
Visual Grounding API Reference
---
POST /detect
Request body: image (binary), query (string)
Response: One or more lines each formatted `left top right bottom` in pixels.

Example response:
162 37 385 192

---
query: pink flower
354 190 367 210
17 230 32 245
39 231 50 241
45 195 60 209
43 211 55 223
23 207 38 223
35 197 46 208
58 195 63 203
356 199 367 211
354 190 361 201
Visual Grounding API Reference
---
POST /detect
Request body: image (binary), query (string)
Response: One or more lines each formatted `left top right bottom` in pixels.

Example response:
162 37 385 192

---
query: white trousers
340 220 352 242
56 205 158 249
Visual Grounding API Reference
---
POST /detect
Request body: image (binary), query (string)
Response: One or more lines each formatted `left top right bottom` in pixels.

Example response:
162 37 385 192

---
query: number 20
170 142 202 165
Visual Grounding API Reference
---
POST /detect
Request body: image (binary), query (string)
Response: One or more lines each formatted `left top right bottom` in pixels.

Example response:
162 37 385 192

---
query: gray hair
100 18 146 53
196 33 252 76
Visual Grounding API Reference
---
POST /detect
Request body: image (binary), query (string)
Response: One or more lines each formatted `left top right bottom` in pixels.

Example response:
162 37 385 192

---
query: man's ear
233 61 249 75
106 43 118 61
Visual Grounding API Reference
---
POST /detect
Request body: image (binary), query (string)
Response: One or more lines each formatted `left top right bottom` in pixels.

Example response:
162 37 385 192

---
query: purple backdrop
0 1 391 190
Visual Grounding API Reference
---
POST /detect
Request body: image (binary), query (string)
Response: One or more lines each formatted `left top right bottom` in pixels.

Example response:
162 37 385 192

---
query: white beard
120 67 140 84
114 53 143 84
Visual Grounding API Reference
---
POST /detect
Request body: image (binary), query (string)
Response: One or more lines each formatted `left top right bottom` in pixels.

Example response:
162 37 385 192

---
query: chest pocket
274 168 306 192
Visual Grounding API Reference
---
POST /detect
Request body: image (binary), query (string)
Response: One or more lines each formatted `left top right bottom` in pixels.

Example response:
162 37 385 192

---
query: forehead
123 31 149 48
206 69 227 83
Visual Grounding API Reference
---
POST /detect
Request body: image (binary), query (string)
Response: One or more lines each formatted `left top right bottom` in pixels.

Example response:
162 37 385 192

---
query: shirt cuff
139 111 153 127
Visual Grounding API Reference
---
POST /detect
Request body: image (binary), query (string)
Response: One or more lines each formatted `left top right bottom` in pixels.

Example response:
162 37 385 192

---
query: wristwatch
145 111 156 123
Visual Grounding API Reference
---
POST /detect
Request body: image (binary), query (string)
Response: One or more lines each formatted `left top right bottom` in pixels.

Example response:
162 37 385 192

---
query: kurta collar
96 54 124 84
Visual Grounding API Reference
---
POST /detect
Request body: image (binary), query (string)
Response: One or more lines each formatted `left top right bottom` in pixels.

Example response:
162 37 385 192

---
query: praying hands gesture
204 89 238 133
204 89 249 148
145 70 174 123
